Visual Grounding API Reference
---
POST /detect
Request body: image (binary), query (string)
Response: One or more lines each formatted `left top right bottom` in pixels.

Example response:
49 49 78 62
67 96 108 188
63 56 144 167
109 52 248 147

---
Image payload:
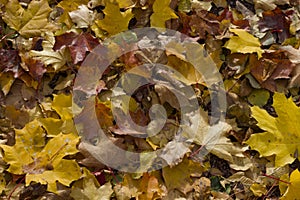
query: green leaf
247 89 270 106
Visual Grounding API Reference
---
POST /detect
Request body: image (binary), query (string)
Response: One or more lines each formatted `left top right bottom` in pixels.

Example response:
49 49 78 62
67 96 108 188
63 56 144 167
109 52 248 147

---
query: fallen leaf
69 5 96 28
94 1 133 36
0 49 21 77
280 45 300 87
57 0 89 12
281 169 300 200
246 92 300 167
54 32 100 64
249 51 294 91
3 0 56 38
52 93 73 120
114 173 165 200
162 156 203 194
71 172 113 200
224 29 263 59
258 7 291 43
247 89 270 106
250 183 267 197
0 72 15 95
20 54 46 83
150 0 178 28
193 109 242 163
30 33 67 71
189 9 222 39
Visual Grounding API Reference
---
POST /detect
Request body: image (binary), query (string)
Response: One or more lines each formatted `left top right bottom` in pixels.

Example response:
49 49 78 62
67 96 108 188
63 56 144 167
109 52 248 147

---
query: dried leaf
3 0 56 38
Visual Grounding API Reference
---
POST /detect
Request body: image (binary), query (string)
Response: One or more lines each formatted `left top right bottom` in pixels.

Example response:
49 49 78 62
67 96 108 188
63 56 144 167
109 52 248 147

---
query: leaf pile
0 0 300 199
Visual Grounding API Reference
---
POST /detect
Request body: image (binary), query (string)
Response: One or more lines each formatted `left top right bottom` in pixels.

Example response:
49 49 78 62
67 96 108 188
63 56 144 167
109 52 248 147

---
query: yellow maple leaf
150 0 178 28
0 120 45 174
57 0 89 12
162 157 204 194
52 93 73 120
71 168 113 200
94 1 133 36
280 169 300 200
246 92 300 167
0 120 81 193
224 29 263 59
3 0 56 38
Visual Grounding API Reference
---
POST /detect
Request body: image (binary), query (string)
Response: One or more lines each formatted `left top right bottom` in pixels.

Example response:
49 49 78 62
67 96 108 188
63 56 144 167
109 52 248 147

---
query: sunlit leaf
246 92 300 167
224 29 263 59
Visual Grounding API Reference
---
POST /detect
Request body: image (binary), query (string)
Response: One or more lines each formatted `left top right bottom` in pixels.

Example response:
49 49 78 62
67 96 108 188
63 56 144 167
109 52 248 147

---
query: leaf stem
262 173 291 185
7 176 25 200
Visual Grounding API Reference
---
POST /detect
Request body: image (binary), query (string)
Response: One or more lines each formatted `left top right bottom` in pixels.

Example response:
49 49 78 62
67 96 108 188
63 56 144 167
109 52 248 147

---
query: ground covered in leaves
1 0 300 199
